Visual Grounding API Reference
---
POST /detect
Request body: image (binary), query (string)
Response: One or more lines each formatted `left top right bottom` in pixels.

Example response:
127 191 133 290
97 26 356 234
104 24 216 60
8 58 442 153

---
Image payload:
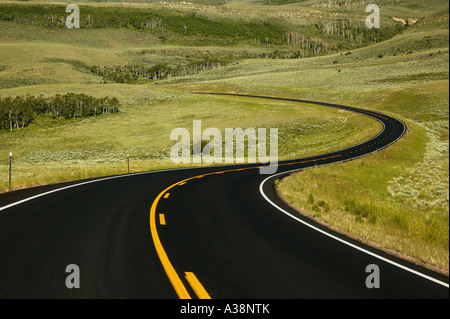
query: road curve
0 93 448 300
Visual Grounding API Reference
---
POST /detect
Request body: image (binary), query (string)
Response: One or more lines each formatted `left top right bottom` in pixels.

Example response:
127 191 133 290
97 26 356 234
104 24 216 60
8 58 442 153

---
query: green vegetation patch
0 3 289 46
0 93 119 131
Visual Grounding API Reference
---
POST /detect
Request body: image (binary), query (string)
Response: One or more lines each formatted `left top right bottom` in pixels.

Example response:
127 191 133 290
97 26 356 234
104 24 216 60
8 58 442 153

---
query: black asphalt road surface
0 93 448 299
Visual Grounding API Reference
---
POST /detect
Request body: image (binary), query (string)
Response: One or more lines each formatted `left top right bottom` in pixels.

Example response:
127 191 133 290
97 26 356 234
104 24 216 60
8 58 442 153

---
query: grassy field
0 0 448 273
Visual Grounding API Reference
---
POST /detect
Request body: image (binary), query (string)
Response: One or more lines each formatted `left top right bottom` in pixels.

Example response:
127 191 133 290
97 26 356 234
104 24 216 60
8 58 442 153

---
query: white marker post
127 154 130 174
9 152 12 190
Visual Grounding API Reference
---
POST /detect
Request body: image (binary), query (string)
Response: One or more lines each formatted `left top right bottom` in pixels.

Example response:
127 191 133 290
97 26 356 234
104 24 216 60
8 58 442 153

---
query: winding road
0 93 448 300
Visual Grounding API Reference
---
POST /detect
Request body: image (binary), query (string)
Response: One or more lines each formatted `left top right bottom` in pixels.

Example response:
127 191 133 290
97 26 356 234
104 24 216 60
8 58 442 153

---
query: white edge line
259 121 449 289
0 171 149 212
260 174 448 288
0 166 208 213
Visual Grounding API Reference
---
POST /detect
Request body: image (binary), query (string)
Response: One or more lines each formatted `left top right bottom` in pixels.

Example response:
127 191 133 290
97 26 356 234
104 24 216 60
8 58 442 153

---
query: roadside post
9 152 12 190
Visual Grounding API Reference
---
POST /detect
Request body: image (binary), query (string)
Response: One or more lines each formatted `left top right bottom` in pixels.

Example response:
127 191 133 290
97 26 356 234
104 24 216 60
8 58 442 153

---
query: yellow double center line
148 155 346 299
150 179 193 299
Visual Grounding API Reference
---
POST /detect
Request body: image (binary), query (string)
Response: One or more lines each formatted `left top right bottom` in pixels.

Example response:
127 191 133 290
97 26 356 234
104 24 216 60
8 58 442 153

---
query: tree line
0 93 119 131
90 56 233 83
0 4 287 46
318 19 405 48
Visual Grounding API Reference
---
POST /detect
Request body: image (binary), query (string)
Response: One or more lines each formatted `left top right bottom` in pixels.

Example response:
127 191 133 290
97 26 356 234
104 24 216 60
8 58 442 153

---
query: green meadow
0 0 448 273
